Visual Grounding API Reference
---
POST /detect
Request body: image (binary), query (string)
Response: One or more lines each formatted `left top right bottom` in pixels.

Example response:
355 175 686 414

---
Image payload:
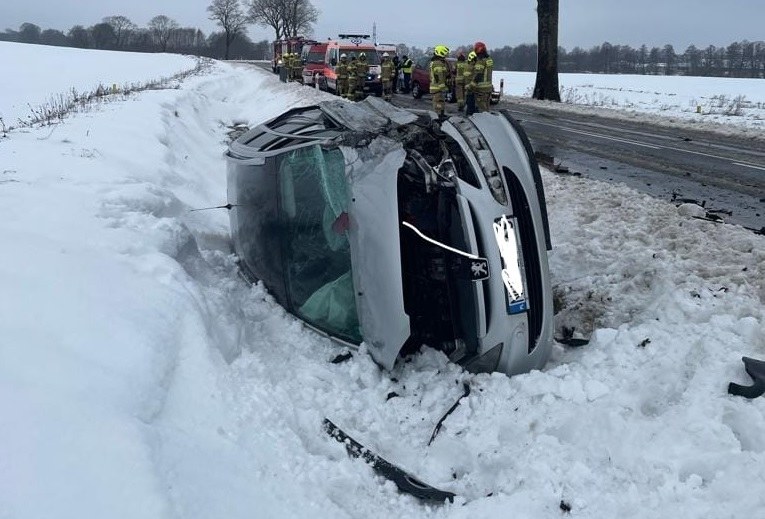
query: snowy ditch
1 58 764 518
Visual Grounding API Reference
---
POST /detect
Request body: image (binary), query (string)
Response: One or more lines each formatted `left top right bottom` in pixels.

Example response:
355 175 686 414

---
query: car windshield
343 49 380 65
276 145 362 343
307 50 325 64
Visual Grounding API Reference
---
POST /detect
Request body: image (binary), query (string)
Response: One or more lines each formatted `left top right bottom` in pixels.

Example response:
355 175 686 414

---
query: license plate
493 215 528 314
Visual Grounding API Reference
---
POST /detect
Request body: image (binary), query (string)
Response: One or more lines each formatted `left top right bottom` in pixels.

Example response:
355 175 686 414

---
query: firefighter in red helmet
470 41 494 112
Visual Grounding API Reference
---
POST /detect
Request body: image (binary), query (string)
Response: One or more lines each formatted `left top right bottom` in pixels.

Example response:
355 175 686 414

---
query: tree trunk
533 0 561 101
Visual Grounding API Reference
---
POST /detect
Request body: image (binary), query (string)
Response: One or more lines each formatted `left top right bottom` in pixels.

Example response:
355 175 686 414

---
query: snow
1 44 764 518
0 42 199 126
494 71 765 137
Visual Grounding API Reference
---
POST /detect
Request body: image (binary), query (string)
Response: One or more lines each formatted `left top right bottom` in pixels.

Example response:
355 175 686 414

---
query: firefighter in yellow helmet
470 41 494 112
380 52 394 101
336 53 350 99
355 52 369 100
430 45 450 117
464 51 477 115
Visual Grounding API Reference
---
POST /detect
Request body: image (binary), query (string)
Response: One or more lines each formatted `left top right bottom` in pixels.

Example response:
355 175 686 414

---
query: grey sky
3 1 763 50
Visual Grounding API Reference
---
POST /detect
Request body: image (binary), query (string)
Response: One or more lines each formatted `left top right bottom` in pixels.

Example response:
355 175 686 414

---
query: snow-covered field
1 46 764 518
495 71 765 136
0 42 199 126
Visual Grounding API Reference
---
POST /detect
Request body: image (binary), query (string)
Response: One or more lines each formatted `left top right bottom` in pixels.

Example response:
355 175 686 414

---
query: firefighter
454 53 467 112
430 45 450 117
401 55 413 93
293 52 304 82
284 52 294 82
470 41 494 112
464 51 477 115
380 52 394 101
391 54 401 93
355 52 369 100
336 53 350 98
347 55 358 101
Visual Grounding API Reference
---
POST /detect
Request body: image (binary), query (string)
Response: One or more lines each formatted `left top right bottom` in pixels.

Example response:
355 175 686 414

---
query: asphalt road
501 102 765 232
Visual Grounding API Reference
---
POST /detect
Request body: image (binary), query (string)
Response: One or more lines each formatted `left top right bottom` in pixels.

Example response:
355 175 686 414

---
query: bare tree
247 0 285 40
103 15 136 48
68 25 90 48
90 22 116 49
149 15 179 52
663 44 676 75
19 23 41 44
247 0 318 40
532 0 560 101
281 0 319 38
207 0 249 59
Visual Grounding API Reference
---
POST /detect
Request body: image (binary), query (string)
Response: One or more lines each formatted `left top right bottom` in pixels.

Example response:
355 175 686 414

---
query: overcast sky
3 0 763 50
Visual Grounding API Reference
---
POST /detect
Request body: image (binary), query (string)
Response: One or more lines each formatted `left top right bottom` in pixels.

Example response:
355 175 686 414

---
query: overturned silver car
226 98 553 377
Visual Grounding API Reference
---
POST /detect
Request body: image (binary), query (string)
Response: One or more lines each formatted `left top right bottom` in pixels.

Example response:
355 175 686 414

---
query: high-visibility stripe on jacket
455 61 467 85
429 58 448 94
473 56 494 92
381 60 394 81
401 58 413 73
337 61 349 79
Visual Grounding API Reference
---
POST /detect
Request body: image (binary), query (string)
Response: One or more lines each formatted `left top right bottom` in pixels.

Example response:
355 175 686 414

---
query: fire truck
272 37 314 75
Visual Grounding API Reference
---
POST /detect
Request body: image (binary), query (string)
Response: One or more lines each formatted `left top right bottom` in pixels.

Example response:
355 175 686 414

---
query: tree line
0 17 271 61
3 9 763 79
0 0 321 61
490 41 765 78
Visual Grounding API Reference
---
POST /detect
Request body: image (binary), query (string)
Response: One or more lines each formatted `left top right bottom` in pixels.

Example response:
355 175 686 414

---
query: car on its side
411 56 457 102
225 98 553 377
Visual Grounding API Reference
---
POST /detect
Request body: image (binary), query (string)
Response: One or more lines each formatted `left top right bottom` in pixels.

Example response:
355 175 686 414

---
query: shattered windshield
277 145 362 343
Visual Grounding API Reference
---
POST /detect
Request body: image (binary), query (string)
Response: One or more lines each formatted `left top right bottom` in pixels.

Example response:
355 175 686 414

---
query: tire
412 82 422 99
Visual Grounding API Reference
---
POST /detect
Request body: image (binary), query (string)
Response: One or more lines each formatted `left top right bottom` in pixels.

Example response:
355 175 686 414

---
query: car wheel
412 82 422 99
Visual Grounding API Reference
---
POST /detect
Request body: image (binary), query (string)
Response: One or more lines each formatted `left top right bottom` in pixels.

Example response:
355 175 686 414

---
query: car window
307 50 325 64
277 145 361 343
364 52 380 65
342 48 380 65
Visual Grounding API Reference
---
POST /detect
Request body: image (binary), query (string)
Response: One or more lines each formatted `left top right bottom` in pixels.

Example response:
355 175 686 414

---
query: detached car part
729 357 765 399
225 97 553 377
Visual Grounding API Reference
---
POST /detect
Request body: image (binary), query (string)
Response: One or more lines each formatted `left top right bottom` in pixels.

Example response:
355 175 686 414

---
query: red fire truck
272 37 315 74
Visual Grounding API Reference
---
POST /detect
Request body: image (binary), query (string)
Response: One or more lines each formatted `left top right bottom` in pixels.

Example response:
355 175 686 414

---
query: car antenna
188 203 237 212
